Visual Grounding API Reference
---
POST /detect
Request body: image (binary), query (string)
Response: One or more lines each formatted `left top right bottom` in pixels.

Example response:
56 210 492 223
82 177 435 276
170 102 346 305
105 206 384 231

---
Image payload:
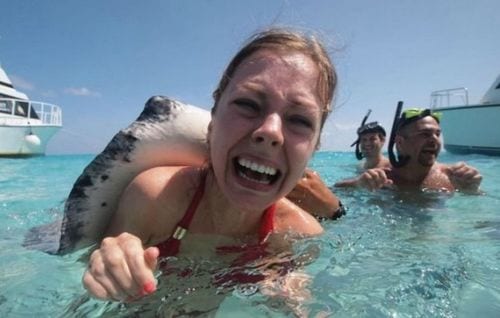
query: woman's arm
82 166 186 302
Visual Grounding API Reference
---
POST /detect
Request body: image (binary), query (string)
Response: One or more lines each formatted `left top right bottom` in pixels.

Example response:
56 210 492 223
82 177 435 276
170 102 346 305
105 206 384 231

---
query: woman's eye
288 115 313 129
234 99 260 115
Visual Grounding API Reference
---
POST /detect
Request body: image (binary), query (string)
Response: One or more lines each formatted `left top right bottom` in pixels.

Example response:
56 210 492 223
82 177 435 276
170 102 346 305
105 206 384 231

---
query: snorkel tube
388 101 409 168
353 109 372 160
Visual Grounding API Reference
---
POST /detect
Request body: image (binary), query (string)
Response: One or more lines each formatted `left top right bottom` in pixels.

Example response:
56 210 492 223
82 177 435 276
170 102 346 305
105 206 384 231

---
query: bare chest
392 167 455 192
420 169 455 192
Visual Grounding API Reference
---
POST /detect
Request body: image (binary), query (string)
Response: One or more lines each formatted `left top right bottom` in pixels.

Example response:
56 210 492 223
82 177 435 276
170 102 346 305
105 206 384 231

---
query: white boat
430 74 500 156
0 64 62 157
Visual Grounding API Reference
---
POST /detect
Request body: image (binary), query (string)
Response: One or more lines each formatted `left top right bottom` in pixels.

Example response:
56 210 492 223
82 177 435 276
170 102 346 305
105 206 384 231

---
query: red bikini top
156 169 276 258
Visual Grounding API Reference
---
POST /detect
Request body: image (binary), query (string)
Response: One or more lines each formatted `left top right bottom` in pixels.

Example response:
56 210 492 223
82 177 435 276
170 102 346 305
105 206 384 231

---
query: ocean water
0 152 499 317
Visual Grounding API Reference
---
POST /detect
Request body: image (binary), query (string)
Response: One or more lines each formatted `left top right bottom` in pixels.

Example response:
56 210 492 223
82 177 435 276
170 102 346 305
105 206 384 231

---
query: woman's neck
201 169 266 237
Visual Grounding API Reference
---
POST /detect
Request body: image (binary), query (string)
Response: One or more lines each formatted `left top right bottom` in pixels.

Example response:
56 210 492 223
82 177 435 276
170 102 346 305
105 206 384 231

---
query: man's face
397 116 441 167
359 132 385 159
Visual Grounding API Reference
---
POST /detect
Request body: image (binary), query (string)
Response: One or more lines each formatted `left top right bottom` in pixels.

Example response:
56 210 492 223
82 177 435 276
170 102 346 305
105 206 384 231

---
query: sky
1 0 499 154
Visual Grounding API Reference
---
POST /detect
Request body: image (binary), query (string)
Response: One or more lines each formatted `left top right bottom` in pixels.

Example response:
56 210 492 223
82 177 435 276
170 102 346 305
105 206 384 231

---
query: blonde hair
212 27 337 130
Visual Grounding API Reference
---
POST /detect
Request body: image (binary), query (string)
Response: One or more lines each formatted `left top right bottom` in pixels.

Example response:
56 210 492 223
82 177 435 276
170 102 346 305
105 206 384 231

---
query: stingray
23 96 210 254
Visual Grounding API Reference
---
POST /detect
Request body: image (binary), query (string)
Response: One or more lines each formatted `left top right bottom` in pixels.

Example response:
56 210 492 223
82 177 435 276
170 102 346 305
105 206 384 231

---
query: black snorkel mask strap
354 109 372 160
388 101 410 168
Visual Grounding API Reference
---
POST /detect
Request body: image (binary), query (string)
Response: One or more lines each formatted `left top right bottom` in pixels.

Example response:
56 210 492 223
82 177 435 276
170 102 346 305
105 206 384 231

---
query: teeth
238 171 271 184
238 158 277 175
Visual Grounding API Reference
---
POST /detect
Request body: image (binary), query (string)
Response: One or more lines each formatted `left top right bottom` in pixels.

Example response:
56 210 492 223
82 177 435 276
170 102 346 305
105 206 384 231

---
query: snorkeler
334 109 389 187
335 102 482 193
82 28 338 303
350 109 389 170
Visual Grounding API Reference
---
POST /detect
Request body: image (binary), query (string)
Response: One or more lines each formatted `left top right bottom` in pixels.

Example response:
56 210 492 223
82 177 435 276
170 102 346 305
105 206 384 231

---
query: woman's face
209 49 322 211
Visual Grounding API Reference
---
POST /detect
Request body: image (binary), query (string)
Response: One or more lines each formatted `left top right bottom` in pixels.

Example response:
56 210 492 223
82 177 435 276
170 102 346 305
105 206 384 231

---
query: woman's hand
82 232 159 302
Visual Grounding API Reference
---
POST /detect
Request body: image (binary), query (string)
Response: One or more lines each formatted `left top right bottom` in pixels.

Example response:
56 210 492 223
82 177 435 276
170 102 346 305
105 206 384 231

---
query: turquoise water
0 152 499 317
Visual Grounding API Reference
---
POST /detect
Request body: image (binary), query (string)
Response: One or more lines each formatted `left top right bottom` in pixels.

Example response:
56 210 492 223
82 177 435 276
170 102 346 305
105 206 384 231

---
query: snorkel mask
387 102 442 167
351 109 386 160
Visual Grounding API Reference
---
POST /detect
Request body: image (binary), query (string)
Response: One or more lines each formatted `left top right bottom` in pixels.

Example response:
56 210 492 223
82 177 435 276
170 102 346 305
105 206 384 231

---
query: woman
83 28 337 302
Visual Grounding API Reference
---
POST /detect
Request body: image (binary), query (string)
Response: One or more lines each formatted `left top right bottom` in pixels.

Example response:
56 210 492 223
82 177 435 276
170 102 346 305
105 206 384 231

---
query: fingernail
143 281 156 294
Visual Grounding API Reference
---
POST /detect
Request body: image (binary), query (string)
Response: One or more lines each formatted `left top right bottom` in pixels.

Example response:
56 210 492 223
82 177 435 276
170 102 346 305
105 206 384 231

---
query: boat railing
430 87 469 109
0 98 62 126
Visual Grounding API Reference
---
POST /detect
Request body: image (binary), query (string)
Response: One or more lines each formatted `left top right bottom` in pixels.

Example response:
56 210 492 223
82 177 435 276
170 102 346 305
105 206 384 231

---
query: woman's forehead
228 50 321 104
235 49 318 76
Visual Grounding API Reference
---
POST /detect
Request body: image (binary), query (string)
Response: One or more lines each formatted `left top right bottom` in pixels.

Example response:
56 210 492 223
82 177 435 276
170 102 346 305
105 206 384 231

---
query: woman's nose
251 113 284 147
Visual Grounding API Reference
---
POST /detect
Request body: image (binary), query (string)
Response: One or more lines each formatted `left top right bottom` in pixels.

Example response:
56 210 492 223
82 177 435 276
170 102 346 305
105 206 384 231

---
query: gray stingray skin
24 96 210 254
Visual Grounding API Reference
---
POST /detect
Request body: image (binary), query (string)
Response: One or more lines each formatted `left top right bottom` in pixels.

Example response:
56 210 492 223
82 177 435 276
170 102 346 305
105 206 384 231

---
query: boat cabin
0 99 41 119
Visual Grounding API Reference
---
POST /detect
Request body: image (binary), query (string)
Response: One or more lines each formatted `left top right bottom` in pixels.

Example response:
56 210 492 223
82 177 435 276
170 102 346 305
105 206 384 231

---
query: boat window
0 100 13 114
29 105 40 119
15 101 29 117
496 82 500 89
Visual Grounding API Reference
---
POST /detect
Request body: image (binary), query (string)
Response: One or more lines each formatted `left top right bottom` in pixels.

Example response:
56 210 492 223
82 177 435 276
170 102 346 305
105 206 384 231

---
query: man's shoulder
365 156 391 170
380 157 391 168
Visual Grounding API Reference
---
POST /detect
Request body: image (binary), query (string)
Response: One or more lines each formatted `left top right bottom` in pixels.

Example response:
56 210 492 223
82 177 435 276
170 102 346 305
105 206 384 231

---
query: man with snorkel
334 110 389 187
354 123 390 170
350 109 390 170
336 102 482 193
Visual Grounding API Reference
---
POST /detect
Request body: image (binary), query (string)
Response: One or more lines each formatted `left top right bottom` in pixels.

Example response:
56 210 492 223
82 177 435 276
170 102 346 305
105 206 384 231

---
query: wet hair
211 27 337 130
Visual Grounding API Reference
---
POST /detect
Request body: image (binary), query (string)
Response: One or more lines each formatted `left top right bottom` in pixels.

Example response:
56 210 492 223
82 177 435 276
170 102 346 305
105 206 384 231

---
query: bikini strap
157 168 207 257
175 168 208 232
259 203 276 243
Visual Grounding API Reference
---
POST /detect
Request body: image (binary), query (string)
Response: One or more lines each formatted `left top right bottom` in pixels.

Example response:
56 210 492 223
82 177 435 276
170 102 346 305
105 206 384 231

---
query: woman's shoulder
273 198 323 236
107 166 203 239
129 166 199 197
119 165 202 223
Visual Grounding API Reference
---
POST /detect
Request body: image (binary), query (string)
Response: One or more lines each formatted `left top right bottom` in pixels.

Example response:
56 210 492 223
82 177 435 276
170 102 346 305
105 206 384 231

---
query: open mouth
234 157 281 185
421 149 438 156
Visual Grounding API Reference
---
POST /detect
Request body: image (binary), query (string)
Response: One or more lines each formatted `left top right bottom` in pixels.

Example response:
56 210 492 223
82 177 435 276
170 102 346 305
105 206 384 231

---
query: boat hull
0 125 61 157
435 104 500 156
